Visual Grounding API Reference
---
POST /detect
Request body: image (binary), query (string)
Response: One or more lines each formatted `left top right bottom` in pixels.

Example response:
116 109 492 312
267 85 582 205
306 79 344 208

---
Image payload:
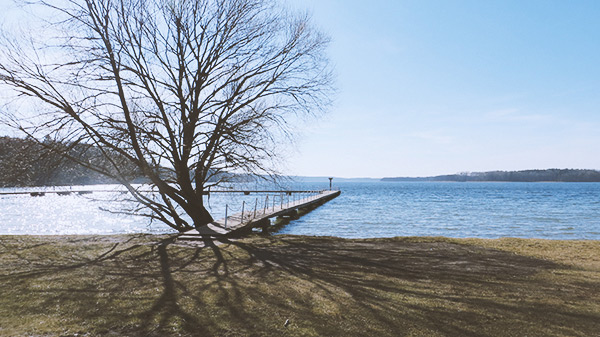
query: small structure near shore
178 189 341 239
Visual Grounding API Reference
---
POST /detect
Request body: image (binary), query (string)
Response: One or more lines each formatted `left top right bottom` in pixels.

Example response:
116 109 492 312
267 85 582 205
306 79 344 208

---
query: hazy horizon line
296 167 600 180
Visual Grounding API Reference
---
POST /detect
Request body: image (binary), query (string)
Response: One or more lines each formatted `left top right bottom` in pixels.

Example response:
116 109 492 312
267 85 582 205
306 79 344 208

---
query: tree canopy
0 0 333 231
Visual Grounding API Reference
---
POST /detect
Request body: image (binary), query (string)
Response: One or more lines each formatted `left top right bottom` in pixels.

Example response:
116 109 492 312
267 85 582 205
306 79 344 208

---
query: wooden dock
0 189 327 197
0 189 116 196
178 189 341 240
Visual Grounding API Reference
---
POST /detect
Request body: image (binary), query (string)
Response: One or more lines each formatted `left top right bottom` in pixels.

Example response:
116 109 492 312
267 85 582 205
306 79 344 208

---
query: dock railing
178 189 341 239
219 189 332 229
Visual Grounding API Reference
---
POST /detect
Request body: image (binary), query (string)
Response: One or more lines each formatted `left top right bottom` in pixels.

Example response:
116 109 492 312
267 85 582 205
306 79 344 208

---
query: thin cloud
407 130 455 145
485 108 552 123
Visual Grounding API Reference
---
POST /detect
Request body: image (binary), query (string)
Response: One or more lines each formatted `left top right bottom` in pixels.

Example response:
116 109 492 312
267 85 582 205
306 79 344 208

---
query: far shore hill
381 169 600 182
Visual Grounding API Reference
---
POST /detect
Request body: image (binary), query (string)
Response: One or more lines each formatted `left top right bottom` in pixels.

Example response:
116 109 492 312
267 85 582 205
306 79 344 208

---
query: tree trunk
192 201 214 231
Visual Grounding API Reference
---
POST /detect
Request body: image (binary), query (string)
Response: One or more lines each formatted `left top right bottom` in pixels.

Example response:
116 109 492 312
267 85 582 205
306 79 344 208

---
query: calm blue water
1 182 599 239
277 182 600 239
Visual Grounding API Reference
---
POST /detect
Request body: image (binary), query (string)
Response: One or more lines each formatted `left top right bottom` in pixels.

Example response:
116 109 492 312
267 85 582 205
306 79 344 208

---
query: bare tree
0 0 333 231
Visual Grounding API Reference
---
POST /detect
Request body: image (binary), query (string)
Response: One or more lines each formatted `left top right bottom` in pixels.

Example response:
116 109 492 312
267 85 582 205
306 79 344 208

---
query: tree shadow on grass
211 236 600 337
135 238 209 336
1 234 599 336
0 235 209 336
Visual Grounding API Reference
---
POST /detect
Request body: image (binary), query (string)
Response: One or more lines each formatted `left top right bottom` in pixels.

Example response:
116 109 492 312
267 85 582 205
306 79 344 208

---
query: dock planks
178 189 341 240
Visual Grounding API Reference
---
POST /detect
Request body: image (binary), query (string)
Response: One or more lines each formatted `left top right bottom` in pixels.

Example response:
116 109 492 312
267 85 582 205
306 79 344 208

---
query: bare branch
0 0 333 231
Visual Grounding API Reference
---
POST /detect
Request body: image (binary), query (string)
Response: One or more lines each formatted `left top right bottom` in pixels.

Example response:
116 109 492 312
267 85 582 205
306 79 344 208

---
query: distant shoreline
3 167 600 187
381 180 600 183
381 168 600 183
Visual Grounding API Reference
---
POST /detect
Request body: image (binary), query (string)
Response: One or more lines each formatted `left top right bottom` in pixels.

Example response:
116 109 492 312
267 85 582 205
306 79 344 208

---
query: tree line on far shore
0 136 142 187
382 169 600 182
0 136 255 187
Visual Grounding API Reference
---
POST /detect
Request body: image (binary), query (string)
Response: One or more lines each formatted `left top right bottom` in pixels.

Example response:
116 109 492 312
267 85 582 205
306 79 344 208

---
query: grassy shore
0 234 598 336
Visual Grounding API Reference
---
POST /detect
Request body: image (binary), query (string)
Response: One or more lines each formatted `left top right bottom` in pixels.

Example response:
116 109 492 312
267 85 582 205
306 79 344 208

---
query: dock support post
241 201 245 224
264 195 268 214
253 198 257 218
225 205 228 229
255 218 270 228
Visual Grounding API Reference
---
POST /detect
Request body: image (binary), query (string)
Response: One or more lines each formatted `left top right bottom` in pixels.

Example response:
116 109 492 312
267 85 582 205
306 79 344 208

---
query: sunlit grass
0 234 598 336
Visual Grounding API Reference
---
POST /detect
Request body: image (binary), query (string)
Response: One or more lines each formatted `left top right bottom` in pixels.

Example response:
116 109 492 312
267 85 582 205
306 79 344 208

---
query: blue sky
1 1 599 178
284 0 600 178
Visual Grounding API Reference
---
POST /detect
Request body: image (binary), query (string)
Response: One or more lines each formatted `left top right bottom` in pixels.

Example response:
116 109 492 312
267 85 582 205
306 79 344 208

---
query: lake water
278 182 600 239
1 182 599 239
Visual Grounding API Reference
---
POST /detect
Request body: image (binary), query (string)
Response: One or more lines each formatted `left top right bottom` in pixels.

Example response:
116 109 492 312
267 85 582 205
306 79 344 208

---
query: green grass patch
0 234 598 336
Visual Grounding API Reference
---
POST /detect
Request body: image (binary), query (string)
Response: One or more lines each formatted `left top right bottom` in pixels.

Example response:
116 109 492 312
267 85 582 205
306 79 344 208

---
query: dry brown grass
0 234 598 336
